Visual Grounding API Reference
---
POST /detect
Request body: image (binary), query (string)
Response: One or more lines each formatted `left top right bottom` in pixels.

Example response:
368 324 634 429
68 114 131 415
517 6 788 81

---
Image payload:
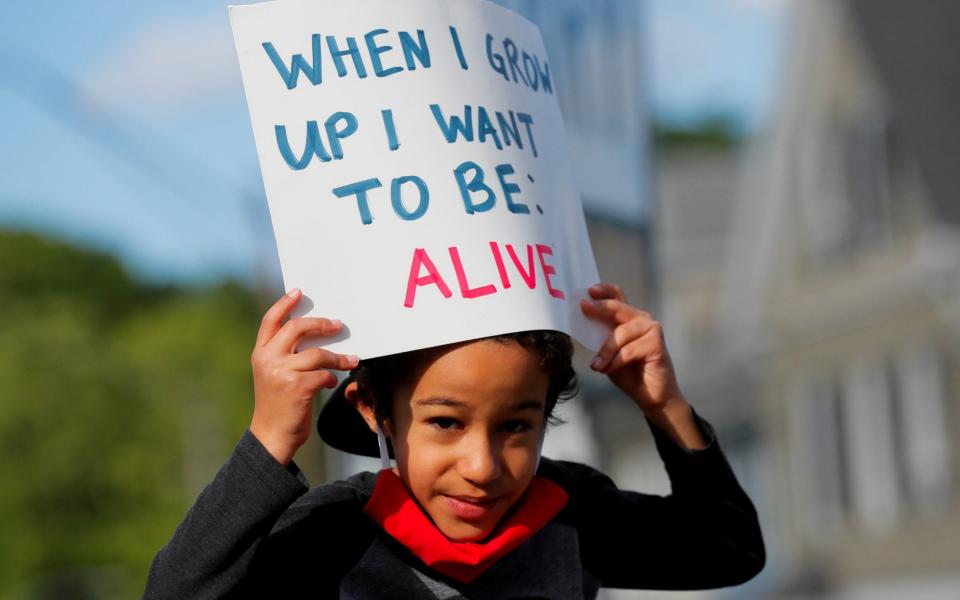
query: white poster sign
230 0 604 358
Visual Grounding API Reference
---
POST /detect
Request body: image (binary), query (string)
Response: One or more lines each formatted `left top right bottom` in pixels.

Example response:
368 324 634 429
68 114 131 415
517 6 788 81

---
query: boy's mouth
443 494 503 520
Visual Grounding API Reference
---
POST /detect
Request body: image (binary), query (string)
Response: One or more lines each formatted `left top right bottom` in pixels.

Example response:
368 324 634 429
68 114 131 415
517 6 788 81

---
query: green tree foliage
651 114 743 153
0 231 265 599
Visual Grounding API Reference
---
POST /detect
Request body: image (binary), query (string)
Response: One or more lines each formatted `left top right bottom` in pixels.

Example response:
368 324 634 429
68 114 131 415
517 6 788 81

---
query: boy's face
359 340 549 542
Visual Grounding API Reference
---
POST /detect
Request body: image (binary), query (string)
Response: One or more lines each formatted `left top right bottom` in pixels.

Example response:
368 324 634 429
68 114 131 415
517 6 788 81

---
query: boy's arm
142 429 308 600
144 291 362 598
574 283 764 588
560 408 765 590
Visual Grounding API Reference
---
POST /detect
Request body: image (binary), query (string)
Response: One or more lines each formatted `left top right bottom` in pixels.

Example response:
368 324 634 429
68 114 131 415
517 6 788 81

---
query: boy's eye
428 417 461 431
501 420 533 434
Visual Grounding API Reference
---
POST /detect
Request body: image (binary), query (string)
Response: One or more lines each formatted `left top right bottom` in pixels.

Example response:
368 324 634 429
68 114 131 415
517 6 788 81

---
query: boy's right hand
249 288 359 466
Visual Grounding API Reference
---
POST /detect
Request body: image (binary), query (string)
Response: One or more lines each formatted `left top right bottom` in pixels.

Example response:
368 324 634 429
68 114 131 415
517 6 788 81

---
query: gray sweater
143 411 765 599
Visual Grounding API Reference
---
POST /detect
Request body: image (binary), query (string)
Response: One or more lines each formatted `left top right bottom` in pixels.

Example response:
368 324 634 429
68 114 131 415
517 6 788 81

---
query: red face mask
363 469 569 584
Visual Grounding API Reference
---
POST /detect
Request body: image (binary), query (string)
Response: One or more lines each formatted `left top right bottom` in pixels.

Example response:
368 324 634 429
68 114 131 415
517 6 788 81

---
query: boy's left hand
580 283 684 415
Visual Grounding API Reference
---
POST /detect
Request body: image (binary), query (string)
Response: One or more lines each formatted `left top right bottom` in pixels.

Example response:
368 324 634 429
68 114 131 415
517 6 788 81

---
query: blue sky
0 0 790 284
647 0 790 129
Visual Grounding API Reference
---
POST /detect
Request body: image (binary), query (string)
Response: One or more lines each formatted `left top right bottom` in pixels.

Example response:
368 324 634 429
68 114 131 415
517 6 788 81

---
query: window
892 342 953 515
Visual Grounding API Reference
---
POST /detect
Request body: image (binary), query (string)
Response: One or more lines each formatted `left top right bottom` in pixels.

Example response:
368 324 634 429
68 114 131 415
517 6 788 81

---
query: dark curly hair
351 330 577 427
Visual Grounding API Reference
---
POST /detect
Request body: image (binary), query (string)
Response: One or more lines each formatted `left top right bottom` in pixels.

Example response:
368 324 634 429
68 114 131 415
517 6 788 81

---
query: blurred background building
651 1 960 599
3 0 960 598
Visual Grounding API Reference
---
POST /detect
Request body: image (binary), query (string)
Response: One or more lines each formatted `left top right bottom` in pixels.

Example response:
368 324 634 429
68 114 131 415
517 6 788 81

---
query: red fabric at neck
363 469 568 584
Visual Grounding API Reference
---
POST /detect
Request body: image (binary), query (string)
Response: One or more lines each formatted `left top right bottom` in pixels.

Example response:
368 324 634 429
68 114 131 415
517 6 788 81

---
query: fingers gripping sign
250 288 359 465
579 284 682 414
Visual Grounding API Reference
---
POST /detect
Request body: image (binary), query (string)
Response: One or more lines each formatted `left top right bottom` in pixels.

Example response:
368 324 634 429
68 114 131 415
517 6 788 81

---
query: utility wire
0 41 260 277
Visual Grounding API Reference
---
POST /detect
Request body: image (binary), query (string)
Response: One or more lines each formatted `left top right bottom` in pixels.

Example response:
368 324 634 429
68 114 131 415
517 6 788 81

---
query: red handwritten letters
404 241 565 308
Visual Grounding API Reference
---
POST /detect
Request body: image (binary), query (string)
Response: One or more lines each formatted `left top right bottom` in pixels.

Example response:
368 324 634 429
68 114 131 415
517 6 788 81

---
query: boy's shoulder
533 458 638 541
296 469 378 509
536 456 620 515
537 456 615 489
272 470 379 533
261 470 382 588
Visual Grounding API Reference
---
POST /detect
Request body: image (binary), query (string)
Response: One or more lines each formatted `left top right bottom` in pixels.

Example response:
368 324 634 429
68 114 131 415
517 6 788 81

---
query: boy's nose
456 434 502 486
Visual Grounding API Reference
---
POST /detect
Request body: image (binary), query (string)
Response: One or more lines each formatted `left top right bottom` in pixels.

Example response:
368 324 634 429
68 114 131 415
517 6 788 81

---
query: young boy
143 283 765 599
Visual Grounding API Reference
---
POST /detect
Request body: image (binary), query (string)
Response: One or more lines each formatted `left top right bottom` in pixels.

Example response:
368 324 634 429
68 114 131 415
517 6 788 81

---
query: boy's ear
344 381 383 436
